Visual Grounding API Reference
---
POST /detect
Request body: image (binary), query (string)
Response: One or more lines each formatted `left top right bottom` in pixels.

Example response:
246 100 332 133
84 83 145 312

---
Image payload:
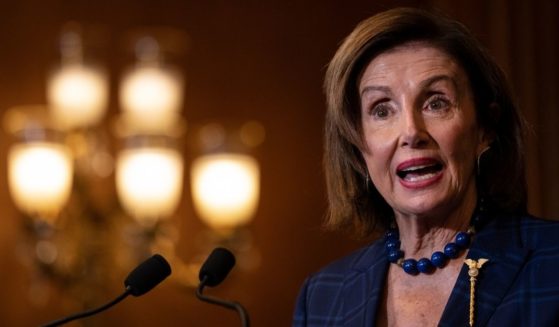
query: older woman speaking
293 7 559 327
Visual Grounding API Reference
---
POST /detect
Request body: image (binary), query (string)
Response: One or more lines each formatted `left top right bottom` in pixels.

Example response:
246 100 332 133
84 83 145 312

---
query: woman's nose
399 110 429 148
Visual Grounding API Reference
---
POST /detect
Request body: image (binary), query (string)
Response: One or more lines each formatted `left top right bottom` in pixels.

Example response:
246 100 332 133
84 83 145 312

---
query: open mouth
396 161 443 182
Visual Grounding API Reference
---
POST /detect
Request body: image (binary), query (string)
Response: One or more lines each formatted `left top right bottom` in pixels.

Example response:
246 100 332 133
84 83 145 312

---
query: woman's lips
396 157 444 189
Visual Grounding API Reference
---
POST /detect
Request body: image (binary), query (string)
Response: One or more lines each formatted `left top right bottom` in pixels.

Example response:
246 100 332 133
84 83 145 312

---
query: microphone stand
196 275 250 327
41 287 132 327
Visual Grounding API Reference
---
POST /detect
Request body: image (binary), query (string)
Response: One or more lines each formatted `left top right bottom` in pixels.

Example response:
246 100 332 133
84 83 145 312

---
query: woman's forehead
359 42 469 93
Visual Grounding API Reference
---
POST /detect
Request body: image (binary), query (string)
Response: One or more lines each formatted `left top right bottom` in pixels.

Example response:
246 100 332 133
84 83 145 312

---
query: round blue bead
387 249 403 263
417 258 434 273
385 239 400 251
402 259 419 275
444 243 459 258
455 232 471 248
431 251 447 268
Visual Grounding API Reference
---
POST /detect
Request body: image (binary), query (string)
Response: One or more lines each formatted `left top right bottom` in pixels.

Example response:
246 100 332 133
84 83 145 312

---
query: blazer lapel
341 240 389 327
439 216 531 327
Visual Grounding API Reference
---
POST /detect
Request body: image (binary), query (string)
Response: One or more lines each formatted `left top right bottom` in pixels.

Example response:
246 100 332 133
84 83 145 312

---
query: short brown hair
323 7 527 238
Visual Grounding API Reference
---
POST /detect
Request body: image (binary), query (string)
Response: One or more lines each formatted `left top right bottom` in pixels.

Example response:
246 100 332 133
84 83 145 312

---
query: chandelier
3 22 263 307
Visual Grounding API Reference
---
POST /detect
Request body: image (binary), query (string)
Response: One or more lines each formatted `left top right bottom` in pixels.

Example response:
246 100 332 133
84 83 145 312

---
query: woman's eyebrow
419 74 459 91
360 85 392 98
361 74 459 96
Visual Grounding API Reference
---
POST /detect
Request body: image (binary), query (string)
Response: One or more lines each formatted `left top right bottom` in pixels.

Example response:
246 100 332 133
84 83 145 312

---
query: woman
293 8 559 327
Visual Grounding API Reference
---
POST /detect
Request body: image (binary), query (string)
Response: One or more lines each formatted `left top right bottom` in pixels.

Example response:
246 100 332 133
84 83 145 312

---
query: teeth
404 172 438 182
397 162 443 181
401 164 433 172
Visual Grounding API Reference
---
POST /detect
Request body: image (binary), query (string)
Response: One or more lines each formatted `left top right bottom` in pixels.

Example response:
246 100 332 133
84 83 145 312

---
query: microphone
196 247 250 327
125 253 172 296
41 254 171 327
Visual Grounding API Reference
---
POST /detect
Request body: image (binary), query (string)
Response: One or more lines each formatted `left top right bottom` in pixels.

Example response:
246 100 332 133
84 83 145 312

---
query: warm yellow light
116 148 183 225
191 153 259 230
119 66 183 132
8 142 73 223
47 64 108 129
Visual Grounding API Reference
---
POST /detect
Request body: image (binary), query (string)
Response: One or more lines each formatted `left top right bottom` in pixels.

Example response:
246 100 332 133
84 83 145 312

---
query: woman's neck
393 189 477 258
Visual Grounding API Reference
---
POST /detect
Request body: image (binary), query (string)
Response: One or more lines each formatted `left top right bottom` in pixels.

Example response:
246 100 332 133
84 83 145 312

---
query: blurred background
0 0 557 326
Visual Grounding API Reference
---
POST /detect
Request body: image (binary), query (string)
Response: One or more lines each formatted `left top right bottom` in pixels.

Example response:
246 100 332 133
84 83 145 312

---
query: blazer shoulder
518 214 559 249
311 239 384 278
293 240 386 326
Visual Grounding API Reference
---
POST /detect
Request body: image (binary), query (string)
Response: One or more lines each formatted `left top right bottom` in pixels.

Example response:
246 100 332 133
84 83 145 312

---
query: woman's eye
370 103 391 119
425 95 450 112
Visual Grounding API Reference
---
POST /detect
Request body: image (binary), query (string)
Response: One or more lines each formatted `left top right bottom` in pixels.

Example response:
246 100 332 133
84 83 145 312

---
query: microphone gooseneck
41 254 172 327
41 288 132 327
196 247 250 327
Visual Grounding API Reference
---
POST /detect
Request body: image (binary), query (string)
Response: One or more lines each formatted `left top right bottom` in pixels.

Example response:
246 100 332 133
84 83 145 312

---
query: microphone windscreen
124 254 172 296
199 247 236 287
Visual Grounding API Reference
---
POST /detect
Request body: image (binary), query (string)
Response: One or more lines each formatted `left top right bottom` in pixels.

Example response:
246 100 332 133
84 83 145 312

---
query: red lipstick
396 157 444 189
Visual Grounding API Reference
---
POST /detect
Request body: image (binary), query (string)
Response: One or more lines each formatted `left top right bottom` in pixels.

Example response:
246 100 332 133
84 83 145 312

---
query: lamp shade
119 66 183 132
116 147 183 225
47 63 108 129
8 142 73 223
191 153 260 230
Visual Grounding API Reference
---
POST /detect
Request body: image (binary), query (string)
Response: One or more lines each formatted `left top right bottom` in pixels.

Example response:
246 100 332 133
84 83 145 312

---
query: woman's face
359 43 488 219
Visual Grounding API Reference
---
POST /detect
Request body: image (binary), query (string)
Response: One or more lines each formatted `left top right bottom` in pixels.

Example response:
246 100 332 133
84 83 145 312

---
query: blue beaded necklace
385 224 475 275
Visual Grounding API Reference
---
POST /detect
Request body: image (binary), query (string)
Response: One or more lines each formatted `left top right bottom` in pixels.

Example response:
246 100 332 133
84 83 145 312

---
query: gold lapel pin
464 258 489 327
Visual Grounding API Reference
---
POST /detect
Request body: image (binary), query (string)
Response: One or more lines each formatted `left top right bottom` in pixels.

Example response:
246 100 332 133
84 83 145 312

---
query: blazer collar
341 239 389 327
439 215 531 326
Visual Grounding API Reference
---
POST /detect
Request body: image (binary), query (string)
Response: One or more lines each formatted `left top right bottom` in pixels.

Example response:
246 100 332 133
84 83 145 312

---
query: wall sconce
116 140 184 226
9 141 73 223
5 106 73 225
3 23 263 308
191 153 259 233
186 121 264 270
119 34 184 133
47 24 109 130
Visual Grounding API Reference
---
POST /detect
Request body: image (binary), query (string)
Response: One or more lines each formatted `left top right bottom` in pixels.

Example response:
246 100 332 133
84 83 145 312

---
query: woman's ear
477 102 499 152
477 128 494 153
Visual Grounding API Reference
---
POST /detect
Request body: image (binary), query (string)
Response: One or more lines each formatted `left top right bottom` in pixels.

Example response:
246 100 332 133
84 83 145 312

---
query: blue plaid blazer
293 214 559 326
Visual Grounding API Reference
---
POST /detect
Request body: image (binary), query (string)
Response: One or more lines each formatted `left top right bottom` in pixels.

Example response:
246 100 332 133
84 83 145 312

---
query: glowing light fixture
116 147 184 226
47 27 108 130
119 36 183 132
191 153 260 231
8 142 73 224
47 64 108 129
3 26 262 297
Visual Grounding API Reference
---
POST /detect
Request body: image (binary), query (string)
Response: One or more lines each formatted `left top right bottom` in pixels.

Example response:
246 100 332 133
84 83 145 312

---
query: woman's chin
392 192 456 219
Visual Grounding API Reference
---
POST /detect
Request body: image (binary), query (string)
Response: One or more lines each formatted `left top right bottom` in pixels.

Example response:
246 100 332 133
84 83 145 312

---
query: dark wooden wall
0 0 556 326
